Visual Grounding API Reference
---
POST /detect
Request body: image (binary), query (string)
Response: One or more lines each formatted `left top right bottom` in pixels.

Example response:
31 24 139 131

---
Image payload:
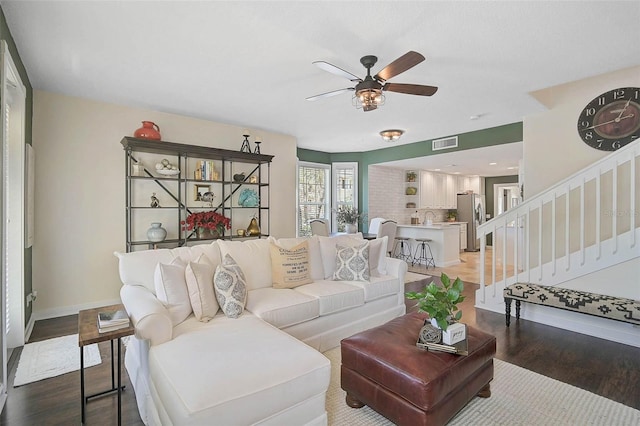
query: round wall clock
577 87 640 151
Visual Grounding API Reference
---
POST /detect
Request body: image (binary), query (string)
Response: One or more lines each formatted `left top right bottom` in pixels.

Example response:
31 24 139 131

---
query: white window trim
297 161 331 236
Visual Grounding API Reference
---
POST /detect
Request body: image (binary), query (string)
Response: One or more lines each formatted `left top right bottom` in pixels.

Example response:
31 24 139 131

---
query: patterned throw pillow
213 254 248 318
333 242 370 282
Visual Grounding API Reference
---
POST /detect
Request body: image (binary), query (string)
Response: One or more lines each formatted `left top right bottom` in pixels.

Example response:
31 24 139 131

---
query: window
297 162 330 236
332 162 358 232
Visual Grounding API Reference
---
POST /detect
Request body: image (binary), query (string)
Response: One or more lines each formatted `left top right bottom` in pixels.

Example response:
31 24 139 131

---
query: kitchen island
396 224 461 267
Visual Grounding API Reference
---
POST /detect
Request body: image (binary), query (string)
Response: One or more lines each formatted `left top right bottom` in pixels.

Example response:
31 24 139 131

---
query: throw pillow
368 236 388 277
333 242 370 282
217 239 271 290
318 234 365 279
185 257 219 322
267 235 324 281
270 241 313 289
154 257 192 326
214 254 248 318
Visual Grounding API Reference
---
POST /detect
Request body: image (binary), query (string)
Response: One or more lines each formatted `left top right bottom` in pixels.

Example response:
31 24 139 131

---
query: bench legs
505 298 521 327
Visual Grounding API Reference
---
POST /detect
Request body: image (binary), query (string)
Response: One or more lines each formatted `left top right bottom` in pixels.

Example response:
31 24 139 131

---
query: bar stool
412 238 435 269
393 237 412 262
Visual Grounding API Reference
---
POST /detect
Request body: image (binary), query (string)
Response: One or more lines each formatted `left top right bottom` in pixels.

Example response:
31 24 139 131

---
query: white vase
344 223 357 234
147 222 167 242
431 318 466 345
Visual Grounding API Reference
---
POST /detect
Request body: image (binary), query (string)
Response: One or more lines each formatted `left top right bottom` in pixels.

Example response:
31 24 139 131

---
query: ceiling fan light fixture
353 88 385 110
380 129 404 142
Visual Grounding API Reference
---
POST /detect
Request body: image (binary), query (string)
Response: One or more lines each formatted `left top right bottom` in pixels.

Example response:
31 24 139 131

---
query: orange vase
134 121 161 140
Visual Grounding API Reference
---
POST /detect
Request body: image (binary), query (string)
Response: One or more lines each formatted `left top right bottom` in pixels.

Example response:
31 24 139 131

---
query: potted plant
181 210 231 238
406 273 466 344
406 170 417 182
334 205 367 234
446 210 457 222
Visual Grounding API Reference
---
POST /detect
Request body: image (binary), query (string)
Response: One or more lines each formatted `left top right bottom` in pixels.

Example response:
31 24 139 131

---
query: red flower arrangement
181 210 231 236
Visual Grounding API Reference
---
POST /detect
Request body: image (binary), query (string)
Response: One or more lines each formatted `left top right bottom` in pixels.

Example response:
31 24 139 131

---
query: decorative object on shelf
200 191 216 207
238 188 259 207
447 209 457 222
146 222 167 242
181 210 231 239
240 130 252 153
195 184 211 201
380 129 404 142
577 87 640 151
406 202 416 208
246 216 261 236
133 121 161 140
155 158 179 175
132 161 145 177
411 211 420 225
406 170 417 182
233 172 246 182
249 175 258 184
150 193 160 208
237 229 245 237
406 273 466 344
406 186 417 195
334 205 367 234
254 137 261 154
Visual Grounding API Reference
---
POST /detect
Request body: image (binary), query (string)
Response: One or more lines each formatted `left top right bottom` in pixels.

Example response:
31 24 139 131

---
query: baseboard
33 298 122 321
476 298 640 348
24 315 35 342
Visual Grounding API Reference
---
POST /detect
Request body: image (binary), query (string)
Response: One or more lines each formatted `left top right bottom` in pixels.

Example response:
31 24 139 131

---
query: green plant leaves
404 273 465 331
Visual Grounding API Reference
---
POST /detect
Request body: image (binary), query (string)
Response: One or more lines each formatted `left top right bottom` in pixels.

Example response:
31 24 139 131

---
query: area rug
404 271 431 284
324 347 640 425
13 334 101 387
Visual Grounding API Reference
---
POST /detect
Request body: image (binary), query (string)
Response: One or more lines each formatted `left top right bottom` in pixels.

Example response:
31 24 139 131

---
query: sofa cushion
333 242 370 282
213 254 247 319
268 236 324 281
150 313 330 425
218 239 271 290
185 257 219 322
270 240 313 289
154 257 192 326
246 288 319 328
348 274 401 302
115 249 176 294
294 281 365 315
318 234 364 279
368 236 388 277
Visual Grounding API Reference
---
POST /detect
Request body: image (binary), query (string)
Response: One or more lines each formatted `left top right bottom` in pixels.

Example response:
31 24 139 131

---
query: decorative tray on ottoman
416 323 469 356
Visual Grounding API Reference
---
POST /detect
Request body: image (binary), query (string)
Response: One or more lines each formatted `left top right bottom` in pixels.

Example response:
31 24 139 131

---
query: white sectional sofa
115 234 408 425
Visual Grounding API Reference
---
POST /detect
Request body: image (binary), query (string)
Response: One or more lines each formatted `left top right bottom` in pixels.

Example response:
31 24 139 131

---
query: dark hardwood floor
0 277 638 425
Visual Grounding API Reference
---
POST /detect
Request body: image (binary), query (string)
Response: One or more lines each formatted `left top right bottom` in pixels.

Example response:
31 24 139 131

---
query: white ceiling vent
432 136 458 151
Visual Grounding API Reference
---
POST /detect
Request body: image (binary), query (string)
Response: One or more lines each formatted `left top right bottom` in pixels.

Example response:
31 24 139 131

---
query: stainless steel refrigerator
456 193 485 251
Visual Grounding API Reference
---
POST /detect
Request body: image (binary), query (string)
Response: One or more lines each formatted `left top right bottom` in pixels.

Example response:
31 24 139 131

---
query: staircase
475 141 640 347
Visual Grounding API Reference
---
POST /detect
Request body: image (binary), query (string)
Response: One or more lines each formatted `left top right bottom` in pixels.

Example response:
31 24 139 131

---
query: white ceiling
2 1 639 165
379 141 523 177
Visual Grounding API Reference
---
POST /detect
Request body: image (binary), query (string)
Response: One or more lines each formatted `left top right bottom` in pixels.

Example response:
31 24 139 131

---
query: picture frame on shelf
195 184 211 201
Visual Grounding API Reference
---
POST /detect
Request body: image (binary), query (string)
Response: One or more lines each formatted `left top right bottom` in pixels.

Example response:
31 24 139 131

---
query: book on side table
97 309 130 333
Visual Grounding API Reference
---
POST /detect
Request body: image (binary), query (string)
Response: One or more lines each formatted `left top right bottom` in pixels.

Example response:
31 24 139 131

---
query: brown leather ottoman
341 312 496 426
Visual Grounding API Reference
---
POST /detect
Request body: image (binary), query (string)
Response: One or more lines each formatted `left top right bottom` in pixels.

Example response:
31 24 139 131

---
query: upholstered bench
340 312 496 426
503 283 640 327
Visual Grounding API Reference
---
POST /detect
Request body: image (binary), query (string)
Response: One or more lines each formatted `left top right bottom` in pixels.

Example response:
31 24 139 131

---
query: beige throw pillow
270 241 313 289
185 257 219 322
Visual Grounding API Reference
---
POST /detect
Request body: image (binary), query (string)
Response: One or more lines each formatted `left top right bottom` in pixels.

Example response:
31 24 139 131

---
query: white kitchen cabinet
419 171 435 208
445 174 457 209
459 222 468 251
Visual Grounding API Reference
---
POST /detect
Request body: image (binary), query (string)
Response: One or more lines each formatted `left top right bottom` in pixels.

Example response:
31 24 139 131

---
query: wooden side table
78 304 134 425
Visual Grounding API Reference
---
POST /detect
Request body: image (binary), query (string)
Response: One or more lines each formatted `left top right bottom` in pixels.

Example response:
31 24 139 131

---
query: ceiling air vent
432 136 458 151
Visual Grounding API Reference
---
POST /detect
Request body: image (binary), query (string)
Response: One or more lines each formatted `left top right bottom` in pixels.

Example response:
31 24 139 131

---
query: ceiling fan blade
374 51 425 82
313 61 362 82
306 87 355 101
383 83 438 96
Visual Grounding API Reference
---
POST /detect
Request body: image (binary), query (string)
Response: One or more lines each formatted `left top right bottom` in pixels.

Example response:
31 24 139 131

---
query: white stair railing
476 141 640 306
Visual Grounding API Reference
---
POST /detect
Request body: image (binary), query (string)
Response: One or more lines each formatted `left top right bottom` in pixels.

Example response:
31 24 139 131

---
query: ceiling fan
306 51 438 112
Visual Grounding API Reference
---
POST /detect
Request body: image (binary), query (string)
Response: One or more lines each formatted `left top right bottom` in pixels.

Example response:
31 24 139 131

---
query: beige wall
32 91 298 317
524 65 640 197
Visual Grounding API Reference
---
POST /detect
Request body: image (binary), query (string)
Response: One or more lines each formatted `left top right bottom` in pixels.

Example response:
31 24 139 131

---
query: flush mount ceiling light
380 129 404 141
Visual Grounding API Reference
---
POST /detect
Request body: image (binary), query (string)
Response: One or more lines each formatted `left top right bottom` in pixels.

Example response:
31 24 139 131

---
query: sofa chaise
115 233 408 425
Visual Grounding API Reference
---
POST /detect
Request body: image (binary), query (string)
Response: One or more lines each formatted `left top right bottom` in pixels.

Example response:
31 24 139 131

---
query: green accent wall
298 122 523 226
1 6 34 325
